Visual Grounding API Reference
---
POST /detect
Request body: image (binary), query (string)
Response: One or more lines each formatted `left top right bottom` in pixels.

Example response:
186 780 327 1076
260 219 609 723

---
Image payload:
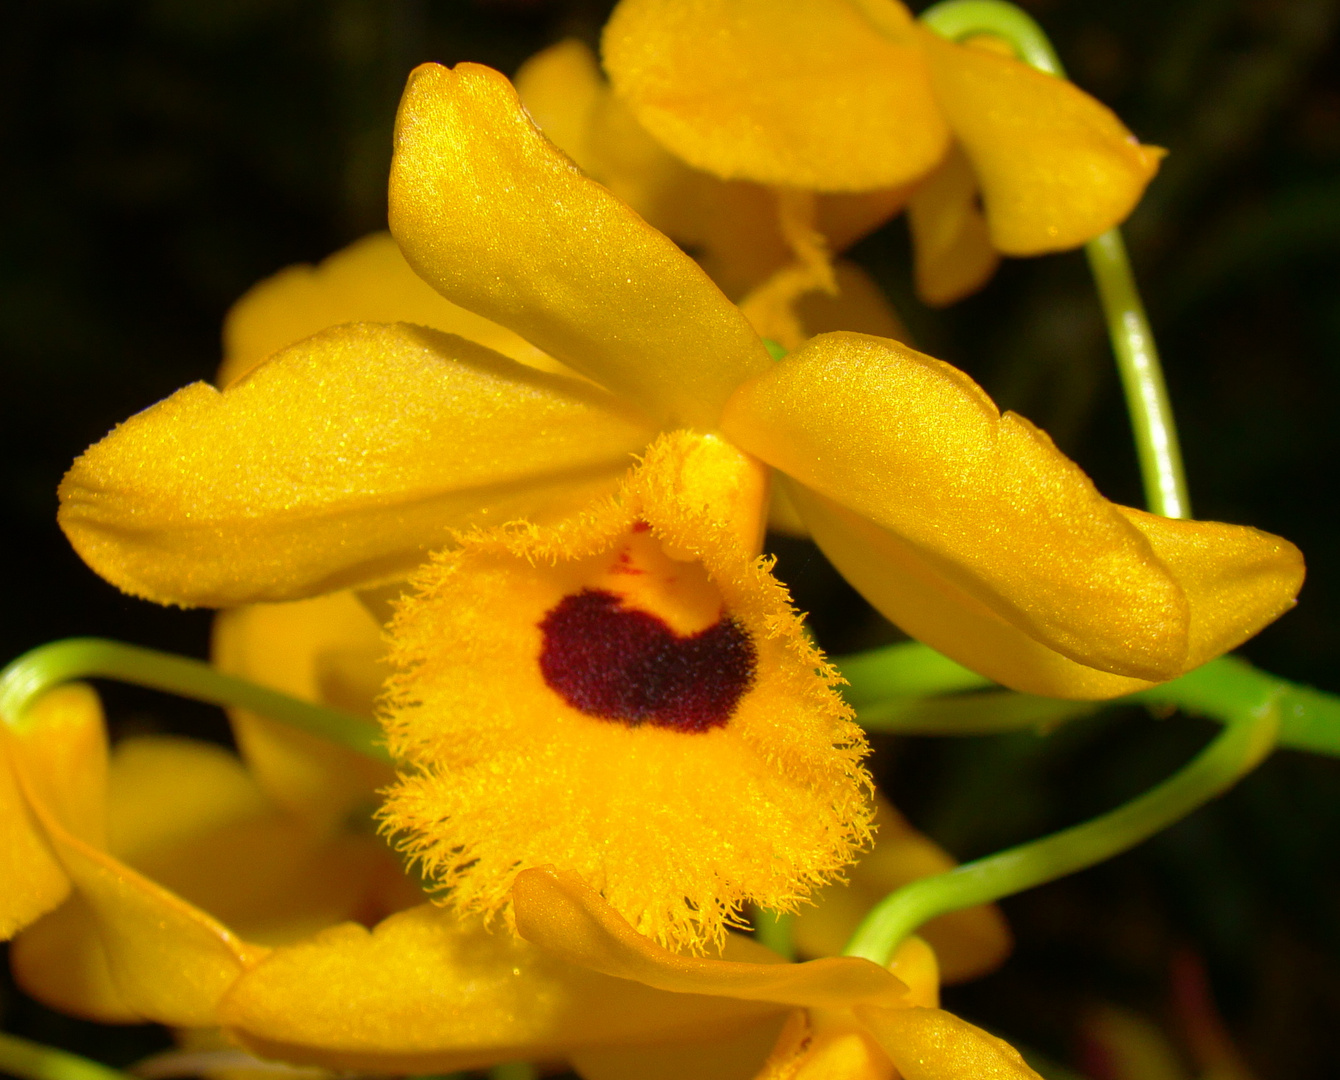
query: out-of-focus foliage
1 1 1337 1078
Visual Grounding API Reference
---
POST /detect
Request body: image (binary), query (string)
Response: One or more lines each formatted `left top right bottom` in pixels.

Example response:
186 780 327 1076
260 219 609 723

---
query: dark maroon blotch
538 588 756 733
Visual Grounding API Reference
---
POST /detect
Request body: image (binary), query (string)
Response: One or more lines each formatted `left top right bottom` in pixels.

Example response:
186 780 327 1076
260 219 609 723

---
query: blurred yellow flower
57 61 1300 945
582 0 1164 306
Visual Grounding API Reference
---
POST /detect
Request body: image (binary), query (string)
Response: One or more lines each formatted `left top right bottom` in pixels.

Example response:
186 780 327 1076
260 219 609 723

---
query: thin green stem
920 0 1190 519
844 684 1280 964
920 0 1064 75
838 641 1340 757
0 1033 132 1080
0 638 390 765
1084 231 1190 518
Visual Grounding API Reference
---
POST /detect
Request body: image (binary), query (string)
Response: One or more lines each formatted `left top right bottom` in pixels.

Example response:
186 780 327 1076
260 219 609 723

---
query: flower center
538 588 756 732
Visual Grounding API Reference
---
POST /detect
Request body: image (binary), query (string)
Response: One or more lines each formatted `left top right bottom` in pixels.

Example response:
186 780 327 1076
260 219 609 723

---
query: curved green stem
0 638 390 765
837 641 990 705
843 684 1280 964
0 1033 132 1080
920 0 1190 519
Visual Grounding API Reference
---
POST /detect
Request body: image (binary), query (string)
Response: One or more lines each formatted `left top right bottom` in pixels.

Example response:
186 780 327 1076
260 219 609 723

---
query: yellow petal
212 594 394 830
219 902 780 1073
569 1015 787 1080
857 1005 1043 1080
602 0 949 191
787 483 1159 698
513 867 907 1009
220 233 564 387
918 27 1163 254
793 798 1011 985
743 260 911 354
60 322 655 606
0 684 109 938
907 146 1001 306
752 1009 894 1079
388 62 770 427
105 736 406 946
721 333 1191 684
379 431 873 951
11 747 262 1026
1117 507 1305 669
10 893 137 1022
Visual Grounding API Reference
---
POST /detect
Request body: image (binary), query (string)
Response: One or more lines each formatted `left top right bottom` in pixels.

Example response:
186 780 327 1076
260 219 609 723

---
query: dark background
2 0 1338 1077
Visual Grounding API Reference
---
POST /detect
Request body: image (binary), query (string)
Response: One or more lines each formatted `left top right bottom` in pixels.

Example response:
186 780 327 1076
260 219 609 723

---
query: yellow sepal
220 232 562 387
388 61 771 428
907 146 1000 307
59 322 653 607
918 26 1164 255
602 0 949 191
219 901 781 1074
857 1004 1044 1080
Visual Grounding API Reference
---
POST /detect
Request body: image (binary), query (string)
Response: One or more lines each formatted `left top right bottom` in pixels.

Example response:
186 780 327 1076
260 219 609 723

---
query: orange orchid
537 0 1165 308
56 61 1301 950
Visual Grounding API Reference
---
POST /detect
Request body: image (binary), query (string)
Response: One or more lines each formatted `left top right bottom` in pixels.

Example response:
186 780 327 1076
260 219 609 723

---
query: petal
220 233 564 387
212 594 394 829
0 683 109 938
60 322 655 606
907 147 1001 306
602 0 950 190
1117 507 1304 668
388 62 771 427
793 798 1011 985
105 736 406 946
569 1016 787 1080
219 903 781 1073
513 867 907 1009
721 333 1192 684
787 483 1158 699
379 431 874 951
918 28 1163 254
743 261 911 354
12 753 262 1026
10 893 137 1022
751 1009 894 1080
857 1005 1043 1080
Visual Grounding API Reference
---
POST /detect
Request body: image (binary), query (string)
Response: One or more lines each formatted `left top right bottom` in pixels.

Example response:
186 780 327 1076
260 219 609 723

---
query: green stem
0 1033 132 1080
1084 230 1190 518
843 682 1280 965
838 641 1340 758
0 638 390 765
920 0 1190 519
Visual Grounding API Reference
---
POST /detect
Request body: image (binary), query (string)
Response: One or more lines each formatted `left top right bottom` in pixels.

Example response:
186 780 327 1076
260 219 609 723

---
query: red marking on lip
538 588 756 732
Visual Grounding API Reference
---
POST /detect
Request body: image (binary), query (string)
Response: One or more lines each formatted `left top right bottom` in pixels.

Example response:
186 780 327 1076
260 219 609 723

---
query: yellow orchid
3 684 1031 1079
57 61 1301 949
593 0 1165 306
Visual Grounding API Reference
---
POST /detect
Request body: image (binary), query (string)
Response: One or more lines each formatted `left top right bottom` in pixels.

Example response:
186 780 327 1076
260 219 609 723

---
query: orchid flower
584 0 1165 306
56 62 1302 949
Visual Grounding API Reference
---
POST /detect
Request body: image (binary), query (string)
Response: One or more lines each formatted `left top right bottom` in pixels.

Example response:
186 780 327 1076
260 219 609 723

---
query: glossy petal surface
513 867 907 1009
603 0 949 190
220 232 561 387
59 322 653 606
722 332 1190 683
919 28 1162 254
219 902 778 1073
389 62 770 427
